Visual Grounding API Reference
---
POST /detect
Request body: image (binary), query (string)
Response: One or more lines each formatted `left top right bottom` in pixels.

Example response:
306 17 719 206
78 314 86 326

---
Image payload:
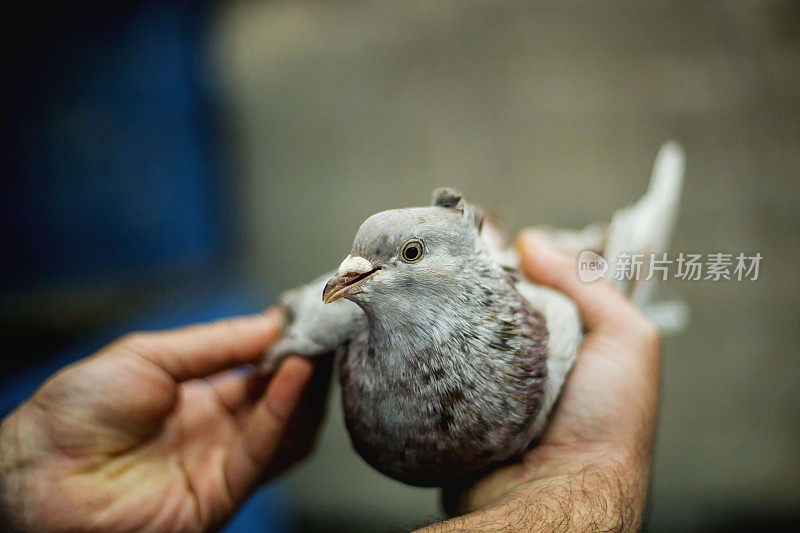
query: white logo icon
578 250 608 283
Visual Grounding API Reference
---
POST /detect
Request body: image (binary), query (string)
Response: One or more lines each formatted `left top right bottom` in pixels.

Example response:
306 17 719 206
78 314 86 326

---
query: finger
206 366 257 414
516 230 641 331
207 365 282 415
109 308 284 382
258 353 334 481
225 356 314 499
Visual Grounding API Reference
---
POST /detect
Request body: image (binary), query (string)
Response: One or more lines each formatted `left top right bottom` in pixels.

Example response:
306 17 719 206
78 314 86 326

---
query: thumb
515 230 636 331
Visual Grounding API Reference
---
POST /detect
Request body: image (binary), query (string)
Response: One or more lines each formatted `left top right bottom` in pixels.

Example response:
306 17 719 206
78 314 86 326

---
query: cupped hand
0 310 331 533
434 232 661 531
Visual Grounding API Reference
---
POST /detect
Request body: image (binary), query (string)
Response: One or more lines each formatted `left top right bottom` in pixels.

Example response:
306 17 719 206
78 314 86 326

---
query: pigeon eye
400 239 424 263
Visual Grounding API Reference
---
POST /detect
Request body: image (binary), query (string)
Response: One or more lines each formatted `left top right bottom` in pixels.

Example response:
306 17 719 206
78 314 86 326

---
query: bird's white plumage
517 282 582 437
606 141 686 309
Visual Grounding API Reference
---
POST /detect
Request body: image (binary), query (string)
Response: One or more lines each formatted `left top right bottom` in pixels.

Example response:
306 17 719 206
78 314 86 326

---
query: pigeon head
322 188 485 313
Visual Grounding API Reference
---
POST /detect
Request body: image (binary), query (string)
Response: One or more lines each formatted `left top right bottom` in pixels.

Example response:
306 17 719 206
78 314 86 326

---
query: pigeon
263 141 686 486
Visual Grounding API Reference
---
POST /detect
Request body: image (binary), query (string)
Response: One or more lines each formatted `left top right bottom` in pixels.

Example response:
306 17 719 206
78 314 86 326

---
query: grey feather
262 141 685 485
264 271 365 371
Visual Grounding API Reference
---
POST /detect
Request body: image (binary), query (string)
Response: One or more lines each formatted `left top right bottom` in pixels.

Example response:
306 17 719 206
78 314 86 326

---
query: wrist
427 458 649 533
510 447 651 532
437 443 651 533
510 460 645 532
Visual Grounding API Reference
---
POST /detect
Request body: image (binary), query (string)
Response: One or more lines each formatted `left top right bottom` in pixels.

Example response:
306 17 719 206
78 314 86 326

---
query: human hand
0 310 331 532
428 231 661 532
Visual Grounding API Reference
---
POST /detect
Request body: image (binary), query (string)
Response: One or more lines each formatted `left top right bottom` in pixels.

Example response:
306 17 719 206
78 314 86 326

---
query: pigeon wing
263 272 367 371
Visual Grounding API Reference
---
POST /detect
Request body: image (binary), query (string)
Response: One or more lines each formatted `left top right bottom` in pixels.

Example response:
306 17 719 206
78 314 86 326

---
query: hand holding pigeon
427 232 661 531
264 142 685 486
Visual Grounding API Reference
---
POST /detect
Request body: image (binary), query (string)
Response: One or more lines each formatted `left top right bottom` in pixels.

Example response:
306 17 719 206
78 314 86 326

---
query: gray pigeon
263 142 686 486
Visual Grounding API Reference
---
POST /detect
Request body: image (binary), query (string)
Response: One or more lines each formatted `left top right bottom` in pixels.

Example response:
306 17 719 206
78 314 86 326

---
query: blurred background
2 1 798 531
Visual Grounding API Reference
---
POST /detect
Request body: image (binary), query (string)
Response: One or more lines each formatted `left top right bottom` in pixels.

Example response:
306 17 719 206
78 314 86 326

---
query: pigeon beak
322 256 380 304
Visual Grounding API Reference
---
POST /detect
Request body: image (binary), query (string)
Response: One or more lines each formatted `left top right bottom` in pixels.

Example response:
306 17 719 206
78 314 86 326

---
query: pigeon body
266 194 582 486
336 204 552 485
264 142 686 486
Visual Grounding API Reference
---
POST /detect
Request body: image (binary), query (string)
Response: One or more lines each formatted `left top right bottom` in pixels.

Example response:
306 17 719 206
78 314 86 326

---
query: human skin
0 310 333 532
1 231 660 532
418 231 661 532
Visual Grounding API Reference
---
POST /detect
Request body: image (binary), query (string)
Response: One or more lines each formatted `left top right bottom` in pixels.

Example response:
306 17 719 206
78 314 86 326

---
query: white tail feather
604 141 687 332
510 141 689 334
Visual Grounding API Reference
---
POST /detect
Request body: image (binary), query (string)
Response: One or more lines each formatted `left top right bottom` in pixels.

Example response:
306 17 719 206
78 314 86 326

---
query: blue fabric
1 0 226 289
0 1 292 530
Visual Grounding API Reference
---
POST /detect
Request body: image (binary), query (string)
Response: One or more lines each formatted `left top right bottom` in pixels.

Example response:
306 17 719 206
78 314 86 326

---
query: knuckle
113 331 153 355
